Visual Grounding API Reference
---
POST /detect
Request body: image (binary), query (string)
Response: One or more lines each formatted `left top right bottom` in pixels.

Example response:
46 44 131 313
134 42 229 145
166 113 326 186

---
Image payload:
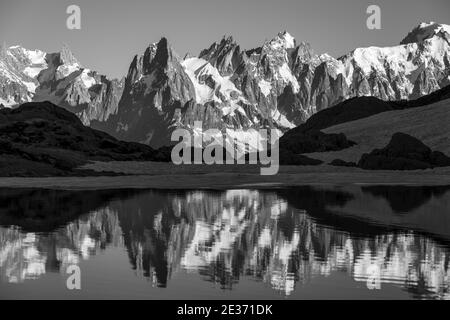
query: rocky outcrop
358 132 450 170
34 45 124 125
96 38 198 148
0 101 168 176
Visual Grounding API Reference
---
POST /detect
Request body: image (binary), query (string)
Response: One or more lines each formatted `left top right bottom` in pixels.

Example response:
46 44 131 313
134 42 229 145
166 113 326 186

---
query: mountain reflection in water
0 186 449 299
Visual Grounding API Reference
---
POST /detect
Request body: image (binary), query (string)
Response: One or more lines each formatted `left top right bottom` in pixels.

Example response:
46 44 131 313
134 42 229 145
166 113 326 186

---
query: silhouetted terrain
1 86 450 176
0 101 170 176
358 132 450 170
279 85 450 162
280 130 355 155
284 85 450 136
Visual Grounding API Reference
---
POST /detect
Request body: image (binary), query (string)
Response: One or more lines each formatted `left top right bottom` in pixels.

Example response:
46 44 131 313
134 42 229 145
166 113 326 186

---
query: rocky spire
60 43 80 66
142 43 158 74
0 41 7 60
199 35 242 76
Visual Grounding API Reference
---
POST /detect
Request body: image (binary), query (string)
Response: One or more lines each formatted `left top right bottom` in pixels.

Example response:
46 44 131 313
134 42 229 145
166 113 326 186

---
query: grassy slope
305 98 450 163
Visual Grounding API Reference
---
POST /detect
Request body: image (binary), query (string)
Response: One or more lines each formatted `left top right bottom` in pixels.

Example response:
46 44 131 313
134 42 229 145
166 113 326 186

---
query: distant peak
0 42 7 58
147 42 158 49
319 53 334 61
221 35 235 43
198 35 239 63
296 41 314 53
400 22 450 45
60 43 80 66
266 31 296 50
211 35 237 50
279 30 292 37
279 31 296 48
419 21 436 28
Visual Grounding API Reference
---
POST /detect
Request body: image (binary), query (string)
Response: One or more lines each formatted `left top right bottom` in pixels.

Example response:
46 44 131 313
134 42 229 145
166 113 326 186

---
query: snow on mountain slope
1 22 449 149
401 22 450 44
95 23 450 147
249 31 301 95
0 46 48 107
22 49 47 78
182 57 249 115
338 23 450 100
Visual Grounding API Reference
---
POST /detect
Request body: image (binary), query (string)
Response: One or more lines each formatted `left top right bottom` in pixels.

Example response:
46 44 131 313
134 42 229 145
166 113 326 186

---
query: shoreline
0 162 449 190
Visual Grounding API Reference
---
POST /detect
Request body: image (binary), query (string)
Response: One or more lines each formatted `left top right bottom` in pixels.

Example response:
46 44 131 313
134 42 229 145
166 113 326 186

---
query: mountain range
1 22 449 148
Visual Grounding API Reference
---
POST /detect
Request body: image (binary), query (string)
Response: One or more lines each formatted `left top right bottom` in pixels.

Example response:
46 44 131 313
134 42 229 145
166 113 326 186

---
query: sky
0 0 449 79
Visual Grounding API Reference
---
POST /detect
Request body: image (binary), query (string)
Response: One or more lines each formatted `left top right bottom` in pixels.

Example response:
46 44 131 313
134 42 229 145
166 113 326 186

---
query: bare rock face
34 45 124 126
0 44 123 126
96 38 197 148
199 36 243 76
1 22 449 148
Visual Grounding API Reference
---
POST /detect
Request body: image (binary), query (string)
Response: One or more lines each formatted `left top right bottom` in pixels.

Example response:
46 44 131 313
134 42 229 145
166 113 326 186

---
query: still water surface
0 185 449 299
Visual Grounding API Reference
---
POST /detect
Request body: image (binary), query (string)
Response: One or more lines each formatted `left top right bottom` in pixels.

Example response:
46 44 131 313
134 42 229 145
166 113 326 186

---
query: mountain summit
1 22 449 148
400 22 450 44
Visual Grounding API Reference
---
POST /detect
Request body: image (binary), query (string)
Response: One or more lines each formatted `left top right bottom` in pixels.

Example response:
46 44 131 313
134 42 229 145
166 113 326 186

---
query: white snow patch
267 31 296 51
281 32 296 49
182 57 248 108
258 228 272 248
23 81 37 93
25 49 46 65
278 63 299 93
272 109 295 129
351 45 418 76
79 69 96 88
56 63 81 79
23 66 44 78
0 97 17 108
258 79 272 97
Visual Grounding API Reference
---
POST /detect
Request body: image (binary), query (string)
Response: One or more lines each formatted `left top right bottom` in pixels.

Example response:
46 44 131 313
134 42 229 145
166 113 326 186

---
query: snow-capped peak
400 22 450 45
60 43 80 66
56 44 81 79
279 31 296 49
4 45 47 65
0 45 49 107
267 31 296 50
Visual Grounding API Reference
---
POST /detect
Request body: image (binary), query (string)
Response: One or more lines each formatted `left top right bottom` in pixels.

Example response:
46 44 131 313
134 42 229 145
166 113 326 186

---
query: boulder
358 132 450 170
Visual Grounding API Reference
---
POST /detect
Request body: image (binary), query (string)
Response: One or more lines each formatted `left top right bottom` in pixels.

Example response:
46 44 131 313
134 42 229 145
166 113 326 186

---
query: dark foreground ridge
358 132 450 170
279 85 450 163
0 101 170 176
284 84 450 136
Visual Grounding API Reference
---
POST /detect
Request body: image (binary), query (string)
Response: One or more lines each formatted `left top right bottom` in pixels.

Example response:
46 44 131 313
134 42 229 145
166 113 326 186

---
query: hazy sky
1 0 449 78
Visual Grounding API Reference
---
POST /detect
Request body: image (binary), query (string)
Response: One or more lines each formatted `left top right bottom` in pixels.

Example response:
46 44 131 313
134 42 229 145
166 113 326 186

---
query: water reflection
0 186 449 299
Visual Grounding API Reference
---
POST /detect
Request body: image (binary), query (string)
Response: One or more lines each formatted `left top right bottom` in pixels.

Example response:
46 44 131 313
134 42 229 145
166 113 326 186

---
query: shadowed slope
0 101 169 176
307 98 450 163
